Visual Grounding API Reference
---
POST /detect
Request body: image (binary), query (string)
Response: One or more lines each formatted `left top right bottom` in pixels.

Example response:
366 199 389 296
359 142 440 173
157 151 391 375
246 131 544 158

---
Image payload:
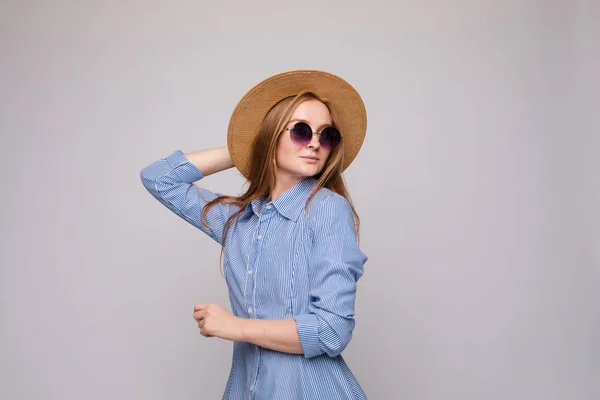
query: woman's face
276 99 332 180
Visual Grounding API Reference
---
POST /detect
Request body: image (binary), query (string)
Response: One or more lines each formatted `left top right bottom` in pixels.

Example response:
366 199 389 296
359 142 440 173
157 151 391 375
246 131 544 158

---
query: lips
301 156 319 161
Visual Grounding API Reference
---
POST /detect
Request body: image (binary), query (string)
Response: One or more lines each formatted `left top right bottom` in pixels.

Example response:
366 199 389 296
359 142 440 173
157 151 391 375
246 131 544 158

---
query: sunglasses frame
284 121 343 151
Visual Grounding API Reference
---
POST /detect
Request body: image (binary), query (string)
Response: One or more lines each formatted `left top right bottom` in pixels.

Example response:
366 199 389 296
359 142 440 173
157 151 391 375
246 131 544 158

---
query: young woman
140 70 369 399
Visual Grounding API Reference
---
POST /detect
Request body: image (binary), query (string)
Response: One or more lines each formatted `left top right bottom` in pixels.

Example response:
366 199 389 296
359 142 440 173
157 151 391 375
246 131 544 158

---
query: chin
300 166 322 177
284 163 323 179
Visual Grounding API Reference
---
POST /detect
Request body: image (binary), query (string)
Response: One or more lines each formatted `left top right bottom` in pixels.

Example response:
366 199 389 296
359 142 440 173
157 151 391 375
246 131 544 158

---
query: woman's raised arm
140 148 237 245
183 147 234 177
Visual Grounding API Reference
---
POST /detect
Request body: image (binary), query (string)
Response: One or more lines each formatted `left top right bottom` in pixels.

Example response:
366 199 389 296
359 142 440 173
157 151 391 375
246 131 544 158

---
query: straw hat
227 69 367 178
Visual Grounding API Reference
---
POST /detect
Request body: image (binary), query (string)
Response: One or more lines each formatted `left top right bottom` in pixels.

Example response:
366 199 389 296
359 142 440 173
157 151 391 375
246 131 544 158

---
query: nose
307 132 320 149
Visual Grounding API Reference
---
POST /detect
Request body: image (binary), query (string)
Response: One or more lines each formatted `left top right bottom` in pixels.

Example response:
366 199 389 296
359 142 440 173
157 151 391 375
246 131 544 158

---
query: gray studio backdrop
1 1 598 399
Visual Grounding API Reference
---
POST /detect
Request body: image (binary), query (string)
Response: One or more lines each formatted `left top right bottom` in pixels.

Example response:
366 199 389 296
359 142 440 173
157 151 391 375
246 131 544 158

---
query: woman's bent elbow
320 320 355 357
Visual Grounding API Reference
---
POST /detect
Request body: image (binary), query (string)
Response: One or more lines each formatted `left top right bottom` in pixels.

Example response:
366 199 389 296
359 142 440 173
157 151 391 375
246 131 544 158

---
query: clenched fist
193 302 243 342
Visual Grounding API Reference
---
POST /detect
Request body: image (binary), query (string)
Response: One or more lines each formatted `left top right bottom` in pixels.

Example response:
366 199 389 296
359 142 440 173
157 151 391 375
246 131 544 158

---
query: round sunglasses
285 121 342 151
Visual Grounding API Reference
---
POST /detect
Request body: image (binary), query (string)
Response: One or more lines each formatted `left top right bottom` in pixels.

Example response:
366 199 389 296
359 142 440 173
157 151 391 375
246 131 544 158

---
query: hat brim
227 69 367 179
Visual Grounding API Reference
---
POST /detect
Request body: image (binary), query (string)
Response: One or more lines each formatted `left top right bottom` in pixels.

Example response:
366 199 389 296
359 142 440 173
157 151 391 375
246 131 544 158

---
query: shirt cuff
294 314 321 358
166 150 204 181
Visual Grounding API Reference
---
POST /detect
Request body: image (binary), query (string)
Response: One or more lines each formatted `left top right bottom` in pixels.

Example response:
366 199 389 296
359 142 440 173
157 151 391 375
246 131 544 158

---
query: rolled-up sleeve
140 150 234 245
294 194 368 358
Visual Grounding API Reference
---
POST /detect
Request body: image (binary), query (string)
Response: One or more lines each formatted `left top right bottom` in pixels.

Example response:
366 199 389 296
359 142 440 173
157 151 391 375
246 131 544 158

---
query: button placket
252 205 273 317
246 203 270 319
244 222 258 319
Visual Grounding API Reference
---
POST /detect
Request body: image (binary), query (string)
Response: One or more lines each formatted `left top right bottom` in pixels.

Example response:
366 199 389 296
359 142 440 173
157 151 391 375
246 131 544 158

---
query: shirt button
256 235 262 240
248 307 253 314
247 269 253 275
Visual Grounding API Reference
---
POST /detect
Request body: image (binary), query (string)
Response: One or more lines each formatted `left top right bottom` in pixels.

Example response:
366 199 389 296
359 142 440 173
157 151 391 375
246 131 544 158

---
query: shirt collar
241 196 267 221
240 178 318 222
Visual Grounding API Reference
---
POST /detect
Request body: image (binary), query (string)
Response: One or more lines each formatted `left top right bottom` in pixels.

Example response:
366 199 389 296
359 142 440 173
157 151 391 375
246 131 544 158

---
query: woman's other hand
193 302 242 341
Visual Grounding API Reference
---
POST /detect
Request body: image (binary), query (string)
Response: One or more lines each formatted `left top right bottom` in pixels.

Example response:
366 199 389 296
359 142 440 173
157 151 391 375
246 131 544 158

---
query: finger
193 310 206 322
194 302 210 312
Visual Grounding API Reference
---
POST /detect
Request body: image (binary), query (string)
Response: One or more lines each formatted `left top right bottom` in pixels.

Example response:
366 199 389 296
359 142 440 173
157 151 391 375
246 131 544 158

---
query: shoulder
306 188 354 231
310 187 351 211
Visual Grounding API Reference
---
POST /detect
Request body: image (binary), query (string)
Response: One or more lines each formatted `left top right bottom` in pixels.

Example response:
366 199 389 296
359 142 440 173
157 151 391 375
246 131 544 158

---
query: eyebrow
288 118 332 130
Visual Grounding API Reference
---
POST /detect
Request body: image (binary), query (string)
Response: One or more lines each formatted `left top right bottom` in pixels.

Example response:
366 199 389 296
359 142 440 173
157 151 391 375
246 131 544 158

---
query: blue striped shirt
140 150 369 399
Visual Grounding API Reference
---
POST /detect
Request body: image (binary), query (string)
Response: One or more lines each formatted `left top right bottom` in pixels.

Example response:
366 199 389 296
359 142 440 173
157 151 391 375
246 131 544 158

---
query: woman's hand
193 302 242 341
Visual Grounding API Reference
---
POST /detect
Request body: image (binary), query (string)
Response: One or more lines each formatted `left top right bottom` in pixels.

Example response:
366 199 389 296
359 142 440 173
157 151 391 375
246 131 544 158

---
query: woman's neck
269 174 306 202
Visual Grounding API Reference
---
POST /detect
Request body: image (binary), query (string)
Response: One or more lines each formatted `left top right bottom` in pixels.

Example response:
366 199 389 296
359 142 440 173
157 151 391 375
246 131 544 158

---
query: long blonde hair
203 91 361 275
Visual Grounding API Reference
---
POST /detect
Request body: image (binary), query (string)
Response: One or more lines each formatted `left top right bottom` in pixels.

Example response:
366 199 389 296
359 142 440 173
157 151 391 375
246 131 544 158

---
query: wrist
235 317 248 342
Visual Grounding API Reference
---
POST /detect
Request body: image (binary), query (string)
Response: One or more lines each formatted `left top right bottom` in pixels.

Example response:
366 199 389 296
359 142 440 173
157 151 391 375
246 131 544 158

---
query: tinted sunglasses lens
289 122 312 145
320 127 341 150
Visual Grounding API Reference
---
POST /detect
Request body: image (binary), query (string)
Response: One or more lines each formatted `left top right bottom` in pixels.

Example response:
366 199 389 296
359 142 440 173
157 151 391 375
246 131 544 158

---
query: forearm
184 147 234 177
238 318 304 355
